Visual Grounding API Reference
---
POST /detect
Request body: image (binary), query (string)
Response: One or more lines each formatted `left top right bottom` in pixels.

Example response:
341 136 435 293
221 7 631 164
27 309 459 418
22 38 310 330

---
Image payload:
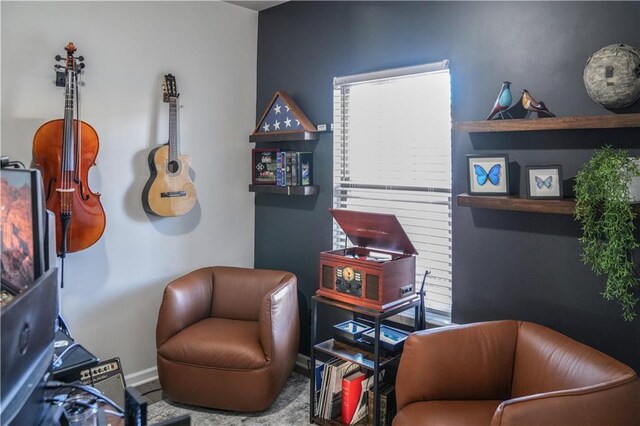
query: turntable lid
329 209 418 255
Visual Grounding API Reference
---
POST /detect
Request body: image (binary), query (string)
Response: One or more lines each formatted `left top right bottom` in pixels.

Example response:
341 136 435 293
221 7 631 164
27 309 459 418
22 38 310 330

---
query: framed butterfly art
466 154 510 195
526 165 563 199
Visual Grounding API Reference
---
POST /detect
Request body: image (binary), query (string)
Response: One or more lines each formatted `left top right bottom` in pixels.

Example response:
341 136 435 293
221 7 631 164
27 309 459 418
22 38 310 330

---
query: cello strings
75 58 82 184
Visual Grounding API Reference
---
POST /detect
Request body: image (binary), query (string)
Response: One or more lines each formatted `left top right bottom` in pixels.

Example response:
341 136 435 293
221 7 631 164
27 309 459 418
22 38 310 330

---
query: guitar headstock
163 74 179 103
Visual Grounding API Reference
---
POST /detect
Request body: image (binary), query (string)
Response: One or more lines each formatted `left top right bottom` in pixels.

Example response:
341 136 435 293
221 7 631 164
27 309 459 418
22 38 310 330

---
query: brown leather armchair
394 320 640 426
156 266 299 412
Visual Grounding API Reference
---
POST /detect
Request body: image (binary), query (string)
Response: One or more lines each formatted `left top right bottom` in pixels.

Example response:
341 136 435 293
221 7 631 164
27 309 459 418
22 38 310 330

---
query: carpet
146 372 310 425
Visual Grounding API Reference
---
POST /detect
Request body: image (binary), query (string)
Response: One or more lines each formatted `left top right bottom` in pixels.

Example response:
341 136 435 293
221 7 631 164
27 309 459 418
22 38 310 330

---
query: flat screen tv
0 166 58 426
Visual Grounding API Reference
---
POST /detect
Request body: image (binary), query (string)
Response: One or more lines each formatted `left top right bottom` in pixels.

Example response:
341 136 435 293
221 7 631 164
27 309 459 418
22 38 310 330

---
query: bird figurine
486 81 512 120
502 91 529 119
522 89 556 118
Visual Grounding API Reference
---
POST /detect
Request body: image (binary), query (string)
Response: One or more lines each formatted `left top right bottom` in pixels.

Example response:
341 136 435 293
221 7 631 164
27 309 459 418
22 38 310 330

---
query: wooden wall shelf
457 193 640 215
455 113 640 133
249 184 319 196
249 130 319 143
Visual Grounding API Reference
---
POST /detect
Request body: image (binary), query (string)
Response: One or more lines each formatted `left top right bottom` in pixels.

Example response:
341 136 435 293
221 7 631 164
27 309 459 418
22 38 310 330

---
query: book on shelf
317 358 336 417
381 384 396 426
342 371 367 424
311 358 328 411
290 151 298 186
276 152 286 186
274 151 313 187
317 357 342 418
349 374 374 425
367 384 396 426
285 152 293 186
297 152 313 186
316 359 359 420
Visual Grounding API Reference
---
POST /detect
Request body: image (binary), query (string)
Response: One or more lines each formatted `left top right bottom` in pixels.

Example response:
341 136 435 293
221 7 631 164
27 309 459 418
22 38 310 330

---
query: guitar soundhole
167 160 179 174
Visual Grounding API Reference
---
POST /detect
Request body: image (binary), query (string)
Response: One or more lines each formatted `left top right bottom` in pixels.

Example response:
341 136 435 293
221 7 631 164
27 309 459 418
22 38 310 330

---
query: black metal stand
309 295 421 426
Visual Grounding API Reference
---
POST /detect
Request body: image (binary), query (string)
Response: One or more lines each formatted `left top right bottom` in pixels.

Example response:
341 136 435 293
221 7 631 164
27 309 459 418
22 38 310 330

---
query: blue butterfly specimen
474 164 501 186
535 175 553 189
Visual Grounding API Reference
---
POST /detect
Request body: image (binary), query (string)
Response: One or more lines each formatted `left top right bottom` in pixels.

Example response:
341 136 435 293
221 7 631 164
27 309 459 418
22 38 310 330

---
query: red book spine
341 373 366 424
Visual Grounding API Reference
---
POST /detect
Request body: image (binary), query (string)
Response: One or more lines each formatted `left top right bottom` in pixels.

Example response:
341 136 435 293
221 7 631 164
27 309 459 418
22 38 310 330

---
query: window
333 61 452 317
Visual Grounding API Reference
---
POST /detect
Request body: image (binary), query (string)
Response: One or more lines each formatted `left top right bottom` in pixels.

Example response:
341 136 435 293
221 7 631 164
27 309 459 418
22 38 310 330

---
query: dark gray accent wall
255 1 640 372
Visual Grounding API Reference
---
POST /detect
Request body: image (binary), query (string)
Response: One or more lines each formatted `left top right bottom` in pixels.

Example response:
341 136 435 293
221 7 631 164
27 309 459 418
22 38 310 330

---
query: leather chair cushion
396 321 517 406
157 317 266 370
211 267 294 322
511 322 635 398
393 400 502 426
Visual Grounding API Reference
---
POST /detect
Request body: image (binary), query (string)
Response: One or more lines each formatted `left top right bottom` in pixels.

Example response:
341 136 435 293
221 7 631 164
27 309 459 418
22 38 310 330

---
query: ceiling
226 1 288 12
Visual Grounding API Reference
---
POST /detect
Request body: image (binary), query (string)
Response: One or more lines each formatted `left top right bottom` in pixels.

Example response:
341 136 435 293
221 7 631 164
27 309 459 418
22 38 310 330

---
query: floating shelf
249 130 319 143
457 193 640 215
455 113 640 133
249 184 319 196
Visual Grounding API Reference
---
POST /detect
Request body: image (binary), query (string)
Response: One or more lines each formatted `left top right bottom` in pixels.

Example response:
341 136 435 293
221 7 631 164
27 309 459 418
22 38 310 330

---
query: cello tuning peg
54 64 65 69
78 63 86 69
55 55 64 61
77 56 84 62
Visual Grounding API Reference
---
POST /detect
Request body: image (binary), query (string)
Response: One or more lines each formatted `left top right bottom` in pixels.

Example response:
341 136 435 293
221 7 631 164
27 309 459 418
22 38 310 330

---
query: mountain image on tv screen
1 172 35 291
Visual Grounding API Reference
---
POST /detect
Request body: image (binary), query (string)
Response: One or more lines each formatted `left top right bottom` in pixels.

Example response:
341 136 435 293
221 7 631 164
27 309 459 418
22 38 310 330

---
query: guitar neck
169 97 179 162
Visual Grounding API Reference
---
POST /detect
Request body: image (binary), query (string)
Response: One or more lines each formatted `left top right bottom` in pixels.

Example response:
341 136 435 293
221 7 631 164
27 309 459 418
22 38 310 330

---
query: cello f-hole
77 179 90 201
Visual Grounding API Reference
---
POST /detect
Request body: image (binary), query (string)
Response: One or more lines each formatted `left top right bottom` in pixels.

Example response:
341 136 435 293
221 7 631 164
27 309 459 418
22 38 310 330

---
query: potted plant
574 145 640 321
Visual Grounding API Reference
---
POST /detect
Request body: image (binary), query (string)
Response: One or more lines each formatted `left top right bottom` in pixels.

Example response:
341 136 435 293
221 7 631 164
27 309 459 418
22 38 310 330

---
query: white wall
1 1 258 381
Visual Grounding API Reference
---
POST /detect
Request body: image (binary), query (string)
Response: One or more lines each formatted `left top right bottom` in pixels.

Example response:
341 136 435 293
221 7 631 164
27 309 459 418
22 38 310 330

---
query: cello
33 43 105 270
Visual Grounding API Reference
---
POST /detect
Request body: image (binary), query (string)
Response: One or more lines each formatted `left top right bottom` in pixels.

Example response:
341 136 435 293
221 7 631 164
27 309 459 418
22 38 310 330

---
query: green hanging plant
574 145 640 321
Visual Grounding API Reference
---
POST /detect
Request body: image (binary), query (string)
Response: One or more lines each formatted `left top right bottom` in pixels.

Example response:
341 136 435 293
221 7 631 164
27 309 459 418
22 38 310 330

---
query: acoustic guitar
142 74 197 217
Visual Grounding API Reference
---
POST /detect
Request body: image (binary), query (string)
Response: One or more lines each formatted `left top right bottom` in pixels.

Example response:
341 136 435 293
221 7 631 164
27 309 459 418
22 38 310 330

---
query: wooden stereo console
318 209 418 311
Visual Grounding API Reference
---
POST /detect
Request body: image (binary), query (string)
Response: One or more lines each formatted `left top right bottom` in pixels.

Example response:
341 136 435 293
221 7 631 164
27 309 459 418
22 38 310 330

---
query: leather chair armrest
492 376 640 426
395 321 518 412
156 268 214 348
258 273 299 364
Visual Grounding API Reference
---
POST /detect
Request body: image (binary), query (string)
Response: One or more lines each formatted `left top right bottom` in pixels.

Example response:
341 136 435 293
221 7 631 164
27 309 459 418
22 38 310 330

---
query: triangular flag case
250 91 318 142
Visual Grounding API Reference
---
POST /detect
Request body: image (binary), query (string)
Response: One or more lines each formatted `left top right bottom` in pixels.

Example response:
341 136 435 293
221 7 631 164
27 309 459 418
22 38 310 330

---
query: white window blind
333 61 452 315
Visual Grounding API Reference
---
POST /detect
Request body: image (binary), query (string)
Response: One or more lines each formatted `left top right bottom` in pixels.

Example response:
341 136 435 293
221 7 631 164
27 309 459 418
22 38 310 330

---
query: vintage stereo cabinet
318 209 418 311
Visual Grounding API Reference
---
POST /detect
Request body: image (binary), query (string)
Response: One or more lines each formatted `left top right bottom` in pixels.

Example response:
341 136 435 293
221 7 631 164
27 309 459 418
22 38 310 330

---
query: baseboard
125 366 158 387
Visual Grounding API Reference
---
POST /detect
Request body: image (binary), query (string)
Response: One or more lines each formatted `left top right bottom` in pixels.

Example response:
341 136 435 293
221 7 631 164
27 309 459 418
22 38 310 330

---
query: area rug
146 372 310 425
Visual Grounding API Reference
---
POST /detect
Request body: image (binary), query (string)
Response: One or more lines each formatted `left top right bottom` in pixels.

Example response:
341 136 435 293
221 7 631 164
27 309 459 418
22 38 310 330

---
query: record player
318 209 418 311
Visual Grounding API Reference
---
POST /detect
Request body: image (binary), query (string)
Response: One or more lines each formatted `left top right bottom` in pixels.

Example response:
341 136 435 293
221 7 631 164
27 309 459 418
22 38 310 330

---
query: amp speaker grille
321 265 334 289
365 274 379 300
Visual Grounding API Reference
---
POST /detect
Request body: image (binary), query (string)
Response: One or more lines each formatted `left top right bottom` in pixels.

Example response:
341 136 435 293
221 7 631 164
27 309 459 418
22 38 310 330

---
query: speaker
365 274 380 301
321 265 334 290
80 358 126 408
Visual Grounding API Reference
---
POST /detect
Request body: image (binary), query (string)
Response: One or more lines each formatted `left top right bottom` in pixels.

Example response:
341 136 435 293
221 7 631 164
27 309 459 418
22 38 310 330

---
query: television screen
0 168 45 294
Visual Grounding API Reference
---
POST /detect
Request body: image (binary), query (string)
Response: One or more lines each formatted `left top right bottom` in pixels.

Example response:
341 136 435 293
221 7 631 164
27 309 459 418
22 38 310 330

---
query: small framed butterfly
466 154 510 195
525 165 563 199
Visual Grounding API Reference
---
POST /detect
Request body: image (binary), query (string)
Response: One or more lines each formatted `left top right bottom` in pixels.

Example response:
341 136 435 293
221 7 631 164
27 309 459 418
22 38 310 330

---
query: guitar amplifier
318 209 418 311
80 357 126 408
